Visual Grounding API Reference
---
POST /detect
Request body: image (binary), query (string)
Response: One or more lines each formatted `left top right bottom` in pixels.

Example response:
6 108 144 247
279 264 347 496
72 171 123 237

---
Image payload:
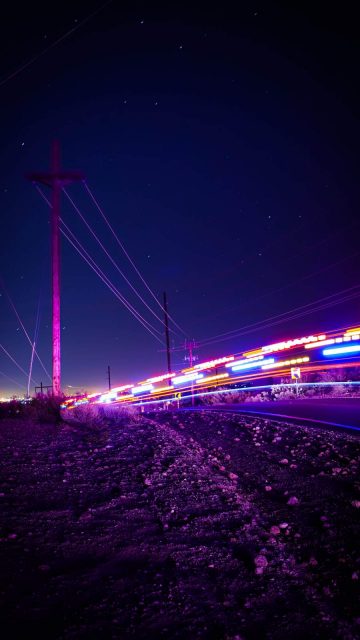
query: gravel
0 410 359 639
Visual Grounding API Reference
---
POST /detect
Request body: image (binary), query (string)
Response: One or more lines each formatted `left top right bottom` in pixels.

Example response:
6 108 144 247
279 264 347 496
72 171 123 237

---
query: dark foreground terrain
1 410 359 639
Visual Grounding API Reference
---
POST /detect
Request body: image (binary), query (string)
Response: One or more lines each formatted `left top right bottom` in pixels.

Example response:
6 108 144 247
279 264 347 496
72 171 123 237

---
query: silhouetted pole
185 339 197 406
163 292 172 379
108 365 111 391
27 141 84 396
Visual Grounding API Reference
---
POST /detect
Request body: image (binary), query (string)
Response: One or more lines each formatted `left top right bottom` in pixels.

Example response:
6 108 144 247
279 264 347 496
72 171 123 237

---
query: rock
265 485 272 492
279 522 288 529
287 496 299 506
351 500 360 508
228 472 238 480
280 458 289 465
270 526 281 535
254 554 268 568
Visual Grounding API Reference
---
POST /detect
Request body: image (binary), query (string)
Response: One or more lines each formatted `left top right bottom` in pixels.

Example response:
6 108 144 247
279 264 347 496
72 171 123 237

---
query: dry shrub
61 402 140 427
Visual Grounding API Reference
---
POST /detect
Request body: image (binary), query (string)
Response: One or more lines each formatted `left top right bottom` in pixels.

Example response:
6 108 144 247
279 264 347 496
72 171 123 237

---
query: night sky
0 1 359 395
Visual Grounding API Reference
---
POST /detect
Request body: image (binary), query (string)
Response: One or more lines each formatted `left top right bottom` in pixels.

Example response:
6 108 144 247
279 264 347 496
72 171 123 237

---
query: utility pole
184 339 198 406
107 365 111 391
163 292 172 380
28 142 83 396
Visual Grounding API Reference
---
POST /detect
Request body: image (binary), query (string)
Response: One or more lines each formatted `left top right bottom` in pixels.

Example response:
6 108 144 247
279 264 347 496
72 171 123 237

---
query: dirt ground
0 410 359 639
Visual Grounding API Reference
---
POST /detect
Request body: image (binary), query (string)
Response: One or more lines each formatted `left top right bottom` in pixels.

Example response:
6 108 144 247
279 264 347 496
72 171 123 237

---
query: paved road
185 398 360 432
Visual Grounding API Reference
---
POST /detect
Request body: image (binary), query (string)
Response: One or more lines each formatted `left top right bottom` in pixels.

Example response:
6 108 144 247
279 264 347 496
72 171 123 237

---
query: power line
60 224 165 344
63 187 180 336
197 288 360 350
83 181 188 337
0 371 25 392
0 343 37 383
0 275 51 381
35 185 164 343
0 0 114 89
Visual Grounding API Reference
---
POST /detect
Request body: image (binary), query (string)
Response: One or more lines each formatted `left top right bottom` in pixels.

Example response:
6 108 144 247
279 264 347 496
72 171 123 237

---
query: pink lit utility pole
28 142 84 396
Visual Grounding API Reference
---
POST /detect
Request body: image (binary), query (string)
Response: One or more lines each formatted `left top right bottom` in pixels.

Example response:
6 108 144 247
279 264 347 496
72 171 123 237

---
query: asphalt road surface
187 398 360 432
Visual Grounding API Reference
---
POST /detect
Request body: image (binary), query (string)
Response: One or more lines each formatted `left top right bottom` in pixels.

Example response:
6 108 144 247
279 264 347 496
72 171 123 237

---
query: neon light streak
173 372 204 385
131 383 154 394
116 394 133 402
305 339 335 349
231 357 275 372
196 373 229 384
192 356 234 371
151 385 174 393
243 349 263 358
226 355 264 368
323 344 360 356
262 334 326 354
111 384 133 393
344 327 360 335
262 357 309 370
145 372 176 383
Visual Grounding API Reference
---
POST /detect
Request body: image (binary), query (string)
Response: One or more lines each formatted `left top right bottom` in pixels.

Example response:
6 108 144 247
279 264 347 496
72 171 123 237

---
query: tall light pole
28 142 84 396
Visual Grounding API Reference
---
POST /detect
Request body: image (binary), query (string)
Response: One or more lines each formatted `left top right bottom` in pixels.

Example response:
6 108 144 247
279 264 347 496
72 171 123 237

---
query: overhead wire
0 0 114 89
83 181 188 337
0 371 26 392
196 288 360 350
35 185 164 343
198 284 360 346
0 275 51 381
63 187 179 336
60 223 165 344
0 342 37 383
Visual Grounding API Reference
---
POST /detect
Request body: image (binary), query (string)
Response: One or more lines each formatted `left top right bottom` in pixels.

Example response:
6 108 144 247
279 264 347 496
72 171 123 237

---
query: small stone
309 557 318 566
279 522 288 529
254 554 268 568
265 485 272 492
280 458 289 465
287 496 299 506
351 500 360 508
270 526 281 535
229 472 238 480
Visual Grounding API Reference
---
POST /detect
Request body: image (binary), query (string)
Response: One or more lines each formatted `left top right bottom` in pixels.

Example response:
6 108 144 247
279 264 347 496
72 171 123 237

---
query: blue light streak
231 357 275 372
323 344 360 356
